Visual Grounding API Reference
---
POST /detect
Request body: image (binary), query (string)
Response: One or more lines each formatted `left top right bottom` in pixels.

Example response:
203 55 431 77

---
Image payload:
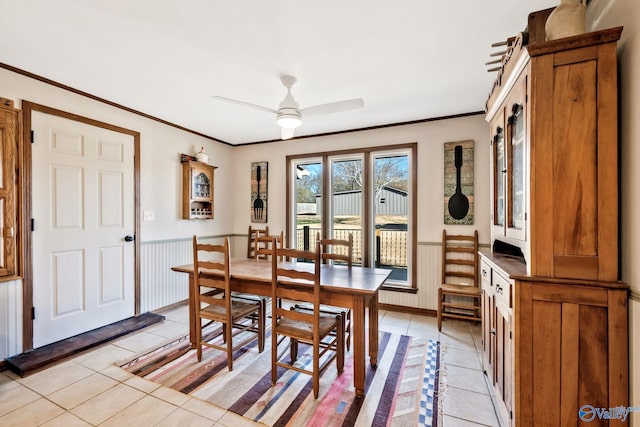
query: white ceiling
0 0 559 145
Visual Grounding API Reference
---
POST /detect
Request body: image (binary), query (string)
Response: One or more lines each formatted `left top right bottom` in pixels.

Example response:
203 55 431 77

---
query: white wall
0 67 235 357
230 115 491 309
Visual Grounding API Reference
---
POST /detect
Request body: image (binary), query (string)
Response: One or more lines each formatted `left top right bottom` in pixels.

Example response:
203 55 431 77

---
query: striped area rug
119 328 440 426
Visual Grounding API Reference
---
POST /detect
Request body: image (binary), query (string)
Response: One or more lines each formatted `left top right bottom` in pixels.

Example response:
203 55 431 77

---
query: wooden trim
380 284 418 294
0 62 231 147
1 62 483 147
246 112 484 145
526 27 623 58
287 142 418 162
20 101 142 351
608 289 629 410
378 303 435 317
152 299 188 314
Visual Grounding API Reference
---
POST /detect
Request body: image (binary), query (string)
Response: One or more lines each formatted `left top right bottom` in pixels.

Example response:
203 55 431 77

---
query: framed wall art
444 140 474 224
251 161 268 223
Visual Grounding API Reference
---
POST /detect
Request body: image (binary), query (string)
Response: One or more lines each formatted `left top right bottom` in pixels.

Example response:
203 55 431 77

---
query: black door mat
6 312 165 376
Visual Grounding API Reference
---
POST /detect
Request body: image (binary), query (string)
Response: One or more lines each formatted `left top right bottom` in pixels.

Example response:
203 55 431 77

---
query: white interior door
31 111 135 348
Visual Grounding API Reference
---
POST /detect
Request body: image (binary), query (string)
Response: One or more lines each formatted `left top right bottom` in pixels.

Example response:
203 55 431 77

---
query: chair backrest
441 230 478 287
271 239 322 324
316 232 353 268
247 225 269 258
193 236 230 310
255 231 284 260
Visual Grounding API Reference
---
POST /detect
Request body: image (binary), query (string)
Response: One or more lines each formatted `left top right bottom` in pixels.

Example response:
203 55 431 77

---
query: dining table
171 257 392 397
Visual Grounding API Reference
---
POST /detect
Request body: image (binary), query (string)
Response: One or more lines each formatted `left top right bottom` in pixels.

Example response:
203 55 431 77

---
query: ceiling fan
211 75 365 140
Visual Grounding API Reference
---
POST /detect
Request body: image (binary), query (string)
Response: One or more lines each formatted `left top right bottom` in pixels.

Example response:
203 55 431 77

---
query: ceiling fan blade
211 96 276 114
301 98 364 117
281 127 295 140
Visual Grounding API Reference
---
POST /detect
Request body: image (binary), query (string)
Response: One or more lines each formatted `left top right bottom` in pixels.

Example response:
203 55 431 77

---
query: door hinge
31 307 35 320
30 130 34 143
510 410 513 419
509 330 512 339
31 218 35 232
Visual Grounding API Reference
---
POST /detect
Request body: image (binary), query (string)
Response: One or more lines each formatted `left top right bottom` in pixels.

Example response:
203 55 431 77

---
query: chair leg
345 310 351 352
290 338 298 362
258 302 265 353
226 321 234 371
313 341 320 399
437 288 443 331
196 317 203 362
337 316 345 374
271 325 277 387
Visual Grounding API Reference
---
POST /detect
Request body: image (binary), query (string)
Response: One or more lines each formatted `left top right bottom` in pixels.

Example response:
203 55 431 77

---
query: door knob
124 235 135 242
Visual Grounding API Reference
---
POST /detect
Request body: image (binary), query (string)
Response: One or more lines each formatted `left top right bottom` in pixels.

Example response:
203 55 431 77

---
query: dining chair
192 236 265 370
270 239 345 398
437 230 480 331
247 225 269 258
294 232 353 350
317 232 353 268
255 230 284 261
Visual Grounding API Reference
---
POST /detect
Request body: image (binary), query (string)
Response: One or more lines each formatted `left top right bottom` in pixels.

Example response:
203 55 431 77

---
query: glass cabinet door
493 126 505 229
507 103 525 235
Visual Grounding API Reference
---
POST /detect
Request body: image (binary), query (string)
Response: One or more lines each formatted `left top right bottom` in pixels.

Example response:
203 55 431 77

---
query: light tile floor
0 305 500 426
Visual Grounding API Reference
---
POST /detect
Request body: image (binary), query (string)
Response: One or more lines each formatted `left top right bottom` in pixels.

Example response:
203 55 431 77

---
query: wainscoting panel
142 237 476 314
379 242 442 311
140 239 193 313
0 279 22 359
140 236 224 313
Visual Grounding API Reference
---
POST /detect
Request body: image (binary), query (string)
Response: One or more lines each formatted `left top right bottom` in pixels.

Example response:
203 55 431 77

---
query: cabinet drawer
480 258 493 296
493 270 512 312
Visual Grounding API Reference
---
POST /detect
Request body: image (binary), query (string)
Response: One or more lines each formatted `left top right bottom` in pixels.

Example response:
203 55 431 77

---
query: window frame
286 143 417 291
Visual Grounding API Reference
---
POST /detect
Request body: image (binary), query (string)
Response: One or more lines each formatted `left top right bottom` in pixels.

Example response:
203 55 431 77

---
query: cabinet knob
124 235 135 242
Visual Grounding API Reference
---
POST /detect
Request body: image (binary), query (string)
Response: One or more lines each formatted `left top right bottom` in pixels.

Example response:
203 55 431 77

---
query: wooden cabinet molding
0 97 21 279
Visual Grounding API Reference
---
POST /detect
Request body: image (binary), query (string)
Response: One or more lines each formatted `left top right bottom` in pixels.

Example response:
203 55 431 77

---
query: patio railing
295 226 407 267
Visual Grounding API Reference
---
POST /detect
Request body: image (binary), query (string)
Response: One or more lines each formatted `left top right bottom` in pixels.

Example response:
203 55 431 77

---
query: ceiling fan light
276 109 302 129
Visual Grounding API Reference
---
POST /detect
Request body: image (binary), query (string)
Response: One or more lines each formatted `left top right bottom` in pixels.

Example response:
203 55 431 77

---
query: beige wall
230 116 490 309
0 67 236 243
588 0 639 423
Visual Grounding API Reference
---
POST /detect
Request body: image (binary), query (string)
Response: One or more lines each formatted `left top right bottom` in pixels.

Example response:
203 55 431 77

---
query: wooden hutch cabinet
182 160 216 219
481 24 628 426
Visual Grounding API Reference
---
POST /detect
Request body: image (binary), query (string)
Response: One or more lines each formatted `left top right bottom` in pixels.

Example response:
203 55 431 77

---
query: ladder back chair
192 236 265 370
437 230 481 331
255 230 284 261
247 225 269 258
294 232 353 350
271 239 345 398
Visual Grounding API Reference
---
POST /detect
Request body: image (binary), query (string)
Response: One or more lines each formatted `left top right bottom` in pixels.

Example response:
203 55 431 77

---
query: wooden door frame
21 101 141 351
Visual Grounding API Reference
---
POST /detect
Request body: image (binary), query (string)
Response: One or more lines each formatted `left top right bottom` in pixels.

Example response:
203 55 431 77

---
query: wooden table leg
352 296 366 397
188 273 196 348
368 292 379 367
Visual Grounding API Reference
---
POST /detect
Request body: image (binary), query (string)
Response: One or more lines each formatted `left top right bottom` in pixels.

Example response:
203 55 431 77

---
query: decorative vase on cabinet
182 160 216 219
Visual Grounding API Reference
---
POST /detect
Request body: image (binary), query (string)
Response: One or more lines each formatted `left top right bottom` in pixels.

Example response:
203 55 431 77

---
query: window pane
373 154 409 283
331 158 363 265
293 161 322 250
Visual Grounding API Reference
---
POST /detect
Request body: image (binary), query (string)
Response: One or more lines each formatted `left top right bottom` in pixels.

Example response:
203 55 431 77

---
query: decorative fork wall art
251 161 268 223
